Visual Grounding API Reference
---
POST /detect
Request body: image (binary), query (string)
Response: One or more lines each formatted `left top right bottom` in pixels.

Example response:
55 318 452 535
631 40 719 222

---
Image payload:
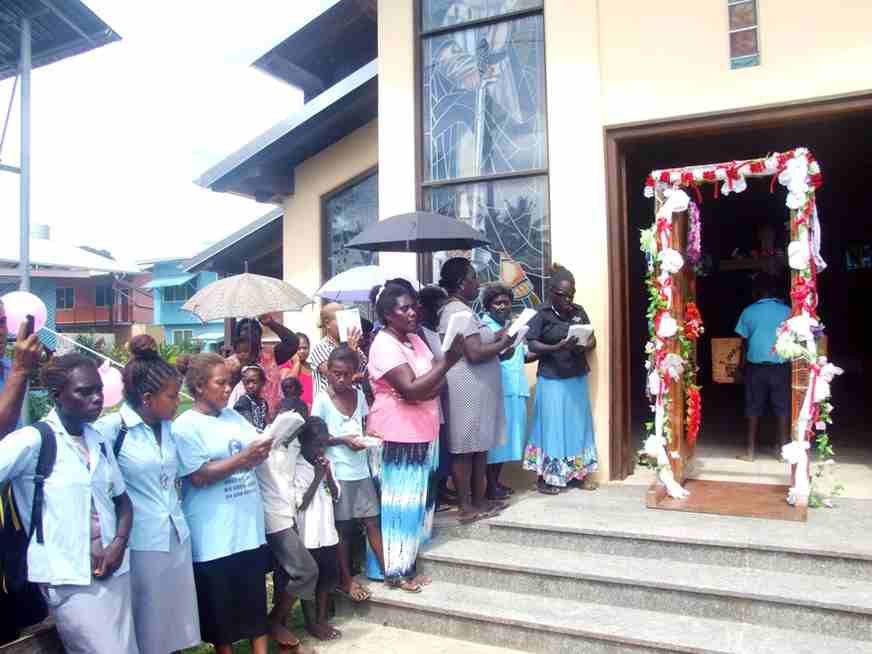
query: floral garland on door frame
638 148 842 505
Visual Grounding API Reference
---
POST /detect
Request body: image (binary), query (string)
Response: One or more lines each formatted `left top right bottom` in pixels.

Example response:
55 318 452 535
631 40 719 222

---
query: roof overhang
0 238 140 274
185 208 283 276
250 0 376 100
195 60 377 204
141 273 196 289
0 0 121 81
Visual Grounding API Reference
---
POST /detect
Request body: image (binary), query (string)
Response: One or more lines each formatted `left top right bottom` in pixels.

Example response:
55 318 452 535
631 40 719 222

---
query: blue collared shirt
0 357 24 430
94 403 189 552
0 410 129 586
735 298 791 364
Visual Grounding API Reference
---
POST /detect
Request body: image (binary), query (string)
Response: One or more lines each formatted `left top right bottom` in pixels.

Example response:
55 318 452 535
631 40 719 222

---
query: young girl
0 354 137 654
234 364 270 431
277 333 314 411
294 417 342 641
312 345 383 602
279 376 310 419
95 335 200 654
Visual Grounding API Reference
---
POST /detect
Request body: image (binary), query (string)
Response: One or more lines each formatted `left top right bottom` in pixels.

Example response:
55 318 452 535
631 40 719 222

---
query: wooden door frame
604 92 872 481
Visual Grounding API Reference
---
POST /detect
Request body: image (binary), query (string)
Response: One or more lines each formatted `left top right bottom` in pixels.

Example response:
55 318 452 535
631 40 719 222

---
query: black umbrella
345 211 490 253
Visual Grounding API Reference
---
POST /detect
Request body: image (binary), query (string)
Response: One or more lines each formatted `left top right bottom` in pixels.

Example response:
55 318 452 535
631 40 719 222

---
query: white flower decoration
657 313 678 339
658 248 684 274
788 238 810 271
647 370 661 396
781 440 810 465
661 353 685 381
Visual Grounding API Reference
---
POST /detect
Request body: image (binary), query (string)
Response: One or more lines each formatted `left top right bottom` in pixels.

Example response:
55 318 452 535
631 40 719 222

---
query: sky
0 1 314 264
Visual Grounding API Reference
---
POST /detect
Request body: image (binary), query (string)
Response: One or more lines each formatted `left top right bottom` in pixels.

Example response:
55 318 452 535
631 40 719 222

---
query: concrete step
340 580 871 654
417 538 872 641
474 489 872 579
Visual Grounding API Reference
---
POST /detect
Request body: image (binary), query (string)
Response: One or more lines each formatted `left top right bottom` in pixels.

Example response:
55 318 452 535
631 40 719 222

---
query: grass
182 574 307 653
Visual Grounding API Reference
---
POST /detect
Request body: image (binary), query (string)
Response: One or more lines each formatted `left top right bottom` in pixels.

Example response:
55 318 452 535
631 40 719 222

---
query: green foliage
28 390 54 421
809 431 844 509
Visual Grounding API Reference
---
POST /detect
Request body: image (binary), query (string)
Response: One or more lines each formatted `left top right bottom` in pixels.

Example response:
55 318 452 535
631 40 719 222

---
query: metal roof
250 0 376 101
184 207 283 275
141 273 196 289
195 60 377 203
0 0 120 81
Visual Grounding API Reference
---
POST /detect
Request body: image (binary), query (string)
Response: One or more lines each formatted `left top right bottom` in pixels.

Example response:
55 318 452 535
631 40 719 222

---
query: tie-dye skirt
365 439 437 582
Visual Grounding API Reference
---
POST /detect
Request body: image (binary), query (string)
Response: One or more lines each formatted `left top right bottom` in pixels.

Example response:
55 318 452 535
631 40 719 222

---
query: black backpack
0 422 56 641
1 422 57 595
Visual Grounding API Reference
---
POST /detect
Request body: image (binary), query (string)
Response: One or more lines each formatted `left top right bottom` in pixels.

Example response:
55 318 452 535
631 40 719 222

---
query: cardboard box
712 337 743 384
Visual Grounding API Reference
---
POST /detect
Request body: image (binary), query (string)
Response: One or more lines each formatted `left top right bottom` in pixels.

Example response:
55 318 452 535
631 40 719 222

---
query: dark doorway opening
607 96 872 482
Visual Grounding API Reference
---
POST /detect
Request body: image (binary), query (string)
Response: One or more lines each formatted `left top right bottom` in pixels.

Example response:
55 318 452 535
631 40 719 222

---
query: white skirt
130 530 201 654
43 571 139 654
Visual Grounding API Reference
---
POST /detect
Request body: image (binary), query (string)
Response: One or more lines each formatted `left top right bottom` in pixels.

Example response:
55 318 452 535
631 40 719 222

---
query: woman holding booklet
481 284 538 500
438 258 513 522
523 264 599 494
173 353 273 654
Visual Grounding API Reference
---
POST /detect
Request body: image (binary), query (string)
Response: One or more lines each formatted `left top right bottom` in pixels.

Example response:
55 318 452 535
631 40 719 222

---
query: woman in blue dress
523 265 599 494
481 284 537 500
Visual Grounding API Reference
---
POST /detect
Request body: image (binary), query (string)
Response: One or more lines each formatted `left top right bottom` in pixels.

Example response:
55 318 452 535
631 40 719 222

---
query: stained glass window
728 0 760 69
425 175 550 309
421 0 543 33
422 13 547 183
323 172 379 280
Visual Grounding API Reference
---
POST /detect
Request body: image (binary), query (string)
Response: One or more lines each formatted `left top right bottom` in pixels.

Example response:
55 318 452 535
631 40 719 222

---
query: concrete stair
339 485 872 653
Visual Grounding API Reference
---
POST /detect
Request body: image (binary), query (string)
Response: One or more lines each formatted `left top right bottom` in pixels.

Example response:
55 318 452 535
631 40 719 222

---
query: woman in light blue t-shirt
173 354 273 654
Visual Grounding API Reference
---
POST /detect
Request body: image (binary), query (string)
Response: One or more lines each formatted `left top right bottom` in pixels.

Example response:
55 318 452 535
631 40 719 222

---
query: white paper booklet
442 310 473 349
568 324 594 347
336 308 362 342
265 410 307 451
502 325 529 353
507 308 537 337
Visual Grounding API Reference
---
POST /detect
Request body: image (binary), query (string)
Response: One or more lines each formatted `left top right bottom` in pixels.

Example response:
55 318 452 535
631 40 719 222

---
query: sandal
387 579 423 593
457 511 483 525
334 581 371 602
537 480 560 495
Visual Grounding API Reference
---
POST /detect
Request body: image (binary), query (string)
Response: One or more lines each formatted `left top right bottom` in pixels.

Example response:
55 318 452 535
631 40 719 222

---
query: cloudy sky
0 1 312 264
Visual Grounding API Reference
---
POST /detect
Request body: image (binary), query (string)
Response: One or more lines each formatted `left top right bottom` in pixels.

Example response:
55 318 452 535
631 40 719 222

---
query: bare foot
386 579 422 593
411 574 432 586
736 454 755 463
456 510 482 524
305 623 342 641
270 621 300 647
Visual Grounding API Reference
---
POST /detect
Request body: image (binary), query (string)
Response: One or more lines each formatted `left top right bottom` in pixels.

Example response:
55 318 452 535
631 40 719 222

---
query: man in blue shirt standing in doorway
735 273 792 462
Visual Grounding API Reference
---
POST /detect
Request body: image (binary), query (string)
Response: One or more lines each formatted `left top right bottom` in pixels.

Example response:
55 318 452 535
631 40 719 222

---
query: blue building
140 258 223 349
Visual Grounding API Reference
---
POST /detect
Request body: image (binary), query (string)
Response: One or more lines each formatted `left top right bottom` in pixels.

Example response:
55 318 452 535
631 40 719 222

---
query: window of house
172 329 194 344
56 287 75 310
420 1 550 308
163 279 197 303
322 171 379 281
728 0 759 69
95 285 113 307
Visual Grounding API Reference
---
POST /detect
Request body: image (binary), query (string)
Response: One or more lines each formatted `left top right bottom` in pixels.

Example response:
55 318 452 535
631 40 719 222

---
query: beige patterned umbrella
182 273 313 322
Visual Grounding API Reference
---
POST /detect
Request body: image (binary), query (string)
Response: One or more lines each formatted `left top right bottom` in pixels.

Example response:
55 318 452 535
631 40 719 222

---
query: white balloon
99 361 124 408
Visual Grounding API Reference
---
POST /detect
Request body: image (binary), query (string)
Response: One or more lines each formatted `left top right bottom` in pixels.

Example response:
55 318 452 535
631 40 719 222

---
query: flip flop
334 583 371 602
537 482 560 495
387 579 423 593
457 511 483 525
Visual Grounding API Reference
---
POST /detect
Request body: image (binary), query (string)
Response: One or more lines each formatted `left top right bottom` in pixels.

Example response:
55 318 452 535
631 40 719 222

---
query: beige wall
330 1 872 480
376 0 418 277
599 0 872 125
543 0 612 480
282 119 379 342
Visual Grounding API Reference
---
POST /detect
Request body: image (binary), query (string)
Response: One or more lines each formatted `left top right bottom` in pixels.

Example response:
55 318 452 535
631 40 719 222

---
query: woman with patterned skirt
366 284 462 592
523 265 599 494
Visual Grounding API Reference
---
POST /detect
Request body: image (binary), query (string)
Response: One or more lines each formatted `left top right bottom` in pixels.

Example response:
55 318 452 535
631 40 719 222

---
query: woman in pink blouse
367 284 462 593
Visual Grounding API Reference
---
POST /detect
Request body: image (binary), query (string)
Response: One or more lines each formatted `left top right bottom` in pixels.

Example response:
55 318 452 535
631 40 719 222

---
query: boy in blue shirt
735 273 791 462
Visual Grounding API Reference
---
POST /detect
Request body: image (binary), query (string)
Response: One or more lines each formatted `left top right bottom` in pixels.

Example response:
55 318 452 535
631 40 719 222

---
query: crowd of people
0 259 599 654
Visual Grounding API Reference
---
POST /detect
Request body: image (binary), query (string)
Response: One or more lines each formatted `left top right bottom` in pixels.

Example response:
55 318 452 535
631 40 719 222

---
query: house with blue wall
140 258 223 348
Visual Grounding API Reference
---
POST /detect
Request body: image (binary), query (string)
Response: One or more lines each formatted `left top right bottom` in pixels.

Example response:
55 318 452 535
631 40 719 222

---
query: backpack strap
112 417 129 458
30 422 57 545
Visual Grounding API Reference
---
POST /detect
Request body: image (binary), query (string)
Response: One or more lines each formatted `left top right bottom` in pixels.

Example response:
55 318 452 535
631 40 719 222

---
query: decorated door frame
639 148 842 508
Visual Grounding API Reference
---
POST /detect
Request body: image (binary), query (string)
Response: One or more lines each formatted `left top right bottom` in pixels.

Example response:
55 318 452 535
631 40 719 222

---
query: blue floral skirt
523 374 598 487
